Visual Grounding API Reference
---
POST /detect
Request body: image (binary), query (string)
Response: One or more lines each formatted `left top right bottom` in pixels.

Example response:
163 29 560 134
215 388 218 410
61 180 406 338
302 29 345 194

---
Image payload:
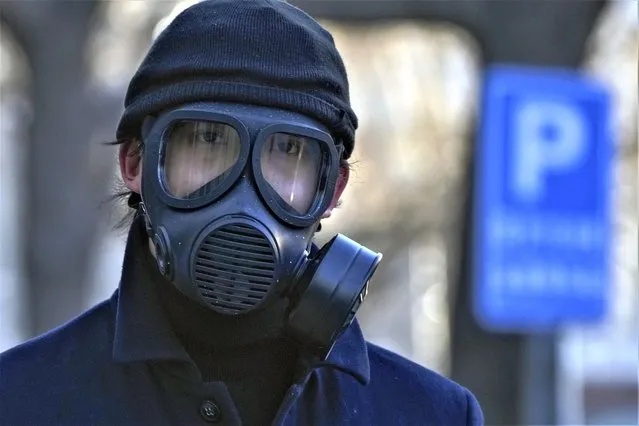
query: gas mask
139 102 382 359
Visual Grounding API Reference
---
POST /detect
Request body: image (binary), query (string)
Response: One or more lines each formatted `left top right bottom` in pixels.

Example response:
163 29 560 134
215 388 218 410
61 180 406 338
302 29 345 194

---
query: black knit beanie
116 0 358 158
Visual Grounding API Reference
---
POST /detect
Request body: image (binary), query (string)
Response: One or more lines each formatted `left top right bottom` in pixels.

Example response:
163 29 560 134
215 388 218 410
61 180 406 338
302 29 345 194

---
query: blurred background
0 1 636 425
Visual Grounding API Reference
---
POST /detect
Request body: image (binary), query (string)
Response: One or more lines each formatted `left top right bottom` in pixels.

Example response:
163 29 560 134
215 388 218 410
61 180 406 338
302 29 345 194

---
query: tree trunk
2 1 116 338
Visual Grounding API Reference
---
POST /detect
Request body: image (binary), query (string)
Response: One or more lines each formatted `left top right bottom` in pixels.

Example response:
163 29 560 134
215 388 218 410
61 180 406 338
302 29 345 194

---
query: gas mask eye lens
260 133 323 214
162 120 241 199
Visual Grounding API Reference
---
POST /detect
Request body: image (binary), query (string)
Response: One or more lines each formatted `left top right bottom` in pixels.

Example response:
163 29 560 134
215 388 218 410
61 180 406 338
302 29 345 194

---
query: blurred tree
314 21 479 368
1 1 120 337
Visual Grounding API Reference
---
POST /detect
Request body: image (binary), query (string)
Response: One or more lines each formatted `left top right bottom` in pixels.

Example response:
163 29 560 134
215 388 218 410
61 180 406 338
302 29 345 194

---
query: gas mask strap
138 202 154 239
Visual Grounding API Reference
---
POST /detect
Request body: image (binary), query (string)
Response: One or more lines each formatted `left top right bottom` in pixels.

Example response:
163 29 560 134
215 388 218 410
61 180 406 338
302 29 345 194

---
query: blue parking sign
473 65 613 332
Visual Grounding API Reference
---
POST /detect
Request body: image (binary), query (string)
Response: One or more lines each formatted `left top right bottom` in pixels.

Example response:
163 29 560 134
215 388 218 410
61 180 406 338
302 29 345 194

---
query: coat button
200 400 222 423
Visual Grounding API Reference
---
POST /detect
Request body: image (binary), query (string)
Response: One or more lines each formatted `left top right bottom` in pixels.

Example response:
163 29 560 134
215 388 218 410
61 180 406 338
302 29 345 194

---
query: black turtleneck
141 230 299 426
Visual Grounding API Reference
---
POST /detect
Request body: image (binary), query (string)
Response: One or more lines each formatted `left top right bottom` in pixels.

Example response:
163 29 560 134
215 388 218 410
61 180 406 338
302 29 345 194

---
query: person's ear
321 164 350 219
119 140 143 194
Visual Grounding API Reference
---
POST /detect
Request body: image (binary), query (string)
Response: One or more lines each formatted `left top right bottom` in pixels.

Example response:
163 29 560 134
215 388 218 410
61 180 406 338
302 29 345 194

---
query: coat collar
112 216 370 384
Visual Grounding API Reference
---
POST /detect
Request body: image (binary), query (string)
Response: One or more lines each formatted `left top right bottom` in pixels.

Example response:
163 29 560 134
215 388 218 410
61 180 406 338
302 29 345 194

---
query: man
1 1 483 425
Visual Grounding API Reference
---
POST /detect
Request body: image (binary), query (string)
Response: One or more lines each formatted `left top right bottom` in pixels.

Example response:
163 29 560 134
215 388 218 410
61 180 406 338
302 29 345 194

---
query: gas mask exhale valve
139 102 382 359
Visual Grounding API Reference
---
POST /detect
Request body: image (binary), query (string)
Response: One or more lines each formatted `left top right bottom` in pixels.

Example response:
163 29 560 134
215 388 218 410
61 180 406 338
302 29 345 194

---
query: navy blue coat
1 229 483 425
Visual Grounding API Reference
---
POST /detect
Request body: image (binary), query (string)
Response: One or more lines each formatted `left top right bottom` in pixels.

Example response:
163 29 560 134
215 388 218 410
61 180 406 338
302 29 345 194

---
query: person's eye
195 131 224 145
276 138 301 155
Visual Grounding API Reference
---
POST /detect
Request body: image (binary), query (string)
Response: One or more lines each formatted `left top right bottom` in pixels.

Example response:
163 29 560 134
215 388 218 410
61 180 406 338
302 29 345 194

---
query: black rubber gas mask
139 102 382 359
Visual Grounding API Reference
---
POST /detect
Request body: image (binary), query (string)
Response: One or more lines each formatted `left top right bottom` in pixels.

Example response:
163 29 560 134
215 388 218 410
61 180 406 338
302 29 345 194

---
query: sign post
474 65 613 332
